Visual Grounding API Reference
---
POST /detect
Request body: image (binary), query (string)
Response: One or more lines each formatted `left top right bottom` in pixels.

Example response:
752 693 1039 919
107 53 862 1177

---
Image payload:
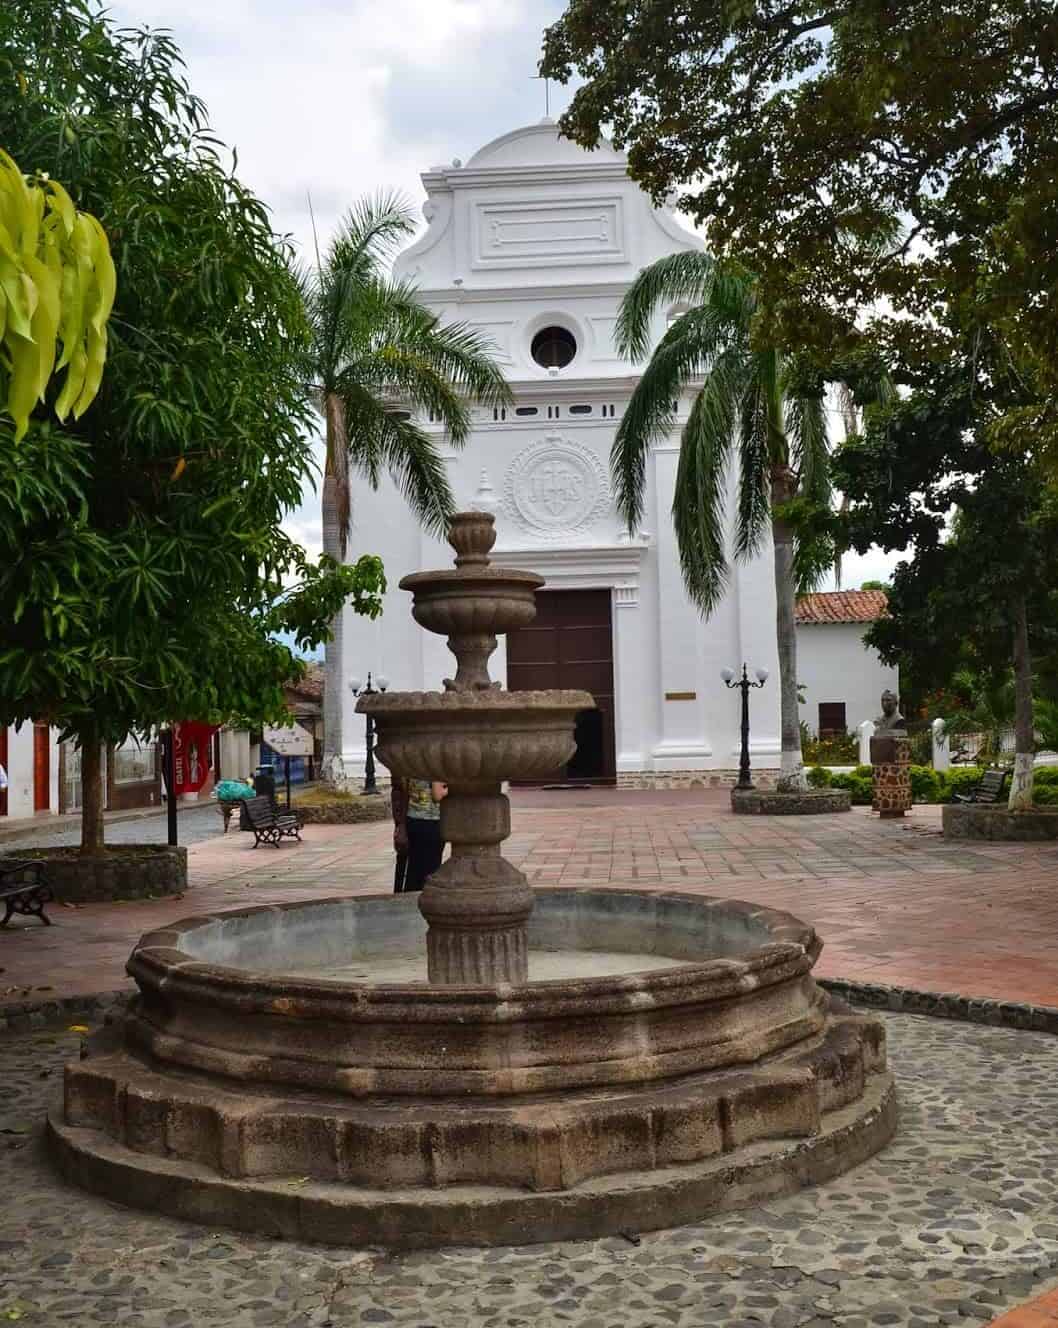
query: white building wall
796 623 899 737
340 121 787 780
2 723 60 818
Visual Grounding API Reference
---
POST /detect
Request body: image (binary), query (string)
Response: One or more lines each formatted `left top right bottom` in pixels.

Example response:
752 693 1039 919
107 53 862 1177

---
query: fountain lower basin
50 888 895 1246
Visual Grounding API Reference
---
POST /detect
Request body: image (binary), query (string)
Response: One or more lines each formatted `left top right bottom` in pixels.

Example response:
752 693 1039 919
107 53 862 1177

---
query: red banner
172 722 216 795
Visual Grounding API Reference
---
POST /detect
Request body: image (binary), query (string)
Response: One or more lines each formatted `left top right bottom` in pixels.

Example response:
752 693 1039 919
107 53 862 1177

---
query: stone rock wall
731 788 851 815
942 804 1058 841
296 797 391 825
870 736 911 818
16 845 187 902
618 769 781 790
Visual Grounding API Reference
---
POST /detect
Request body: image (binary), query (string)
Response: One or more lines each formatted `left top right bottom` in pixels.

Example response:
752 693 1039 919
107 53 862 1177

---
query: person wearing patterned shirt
393 777 446 893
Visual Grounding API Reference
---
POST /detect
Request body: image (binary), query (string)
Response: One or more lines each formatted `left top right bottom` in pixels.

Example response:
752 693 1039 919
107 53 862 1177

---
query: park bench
952 768 1008 804
0 858 54 927
241 794 304 847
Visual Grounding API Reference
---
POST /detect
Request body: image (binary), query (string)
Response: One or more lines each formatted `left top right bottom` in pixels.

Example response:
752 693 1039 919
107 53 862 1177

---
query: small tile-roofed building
795 591 899 741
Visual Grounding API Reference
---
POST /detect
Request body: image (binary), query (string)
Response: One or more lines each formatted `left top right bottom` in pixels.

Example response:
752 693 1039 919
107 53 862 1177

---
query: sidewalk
2 790 1057 1009
0 801 171 844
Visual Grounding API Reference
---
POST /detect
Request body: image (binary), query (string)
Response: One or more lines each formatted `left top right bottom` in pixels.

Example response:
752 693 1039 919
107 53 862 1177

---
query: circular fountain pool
50 889 895 1247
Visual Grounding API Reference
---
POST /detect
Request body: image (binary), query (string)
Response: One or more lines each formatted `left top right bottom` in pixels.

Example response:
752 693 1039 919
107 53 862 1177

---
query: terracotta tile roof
286 661 324 700
795 590 889 625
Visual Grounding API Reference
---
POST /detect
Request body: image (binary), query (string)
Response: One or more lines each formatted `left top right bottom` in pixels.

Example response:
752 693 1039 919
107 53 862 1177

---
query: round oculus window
530 325 577 370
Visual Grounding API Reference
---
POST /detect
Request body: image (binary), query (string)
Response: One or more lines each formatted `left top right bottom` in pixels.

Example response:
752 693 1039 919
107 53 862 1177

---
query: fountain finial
399 511 543 693
448 509 496 567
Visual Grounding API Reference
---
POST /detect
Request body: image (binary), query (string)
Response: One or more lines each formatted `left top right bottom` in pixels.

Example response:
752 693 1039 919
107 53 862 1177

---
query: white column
931 717 950 772
612 585 646 771
220 730 251 781
6 724 35 818
858 720 876 766
651 446 710 768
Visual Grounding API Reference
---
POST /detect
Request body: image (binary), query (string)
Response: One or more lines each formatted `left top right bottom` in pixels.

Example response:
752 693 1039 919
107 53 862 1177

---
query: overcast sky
109 0 899 601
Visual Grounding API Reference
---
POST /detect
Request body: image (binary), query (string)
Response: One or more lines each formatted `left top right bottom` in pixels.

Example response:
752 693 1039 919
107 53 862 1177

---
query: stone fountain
364 510 593 985
48 513 896 1249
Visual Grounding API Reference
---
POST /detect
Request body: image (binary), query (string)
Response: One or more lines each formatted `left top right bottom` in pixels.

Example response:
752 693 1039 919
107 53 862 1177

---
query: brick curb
4 980 1058 1038
981 1285 1058 1326
820 977 1058 1035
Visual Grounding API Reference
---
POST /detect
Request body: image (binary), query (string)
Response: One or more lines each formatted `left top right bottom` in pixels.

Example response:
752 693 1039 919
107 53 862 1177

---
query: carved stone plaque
504 437 609 538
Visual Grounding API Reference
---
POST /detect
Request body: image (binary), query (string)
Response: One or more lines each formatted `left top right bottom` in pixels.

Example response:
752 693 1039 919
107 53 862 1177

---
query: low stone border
0 990 130 1035
295 796 391 825
820 977 1058 1035
47 1075 897 1249
0 844 187 903
942 803 1058 841
731 787 851 815
11 979 1057 1039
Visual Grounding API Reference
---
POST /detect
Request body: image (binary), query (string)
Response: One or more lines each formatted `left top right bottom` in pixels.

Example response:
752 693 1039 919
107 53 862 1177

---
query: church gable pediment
472 196 625 271
394 122 702 295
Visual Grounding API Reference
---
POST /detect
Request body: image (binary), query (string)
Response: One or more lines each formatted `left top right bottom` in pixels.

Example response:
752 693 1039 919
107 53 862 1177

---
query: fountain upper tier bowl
363 689 593 785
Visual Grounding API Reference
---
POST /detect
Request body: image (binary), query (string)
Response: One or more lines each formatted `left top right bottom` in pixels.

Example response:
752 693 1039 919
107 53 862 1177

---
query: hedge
806 762 1058 805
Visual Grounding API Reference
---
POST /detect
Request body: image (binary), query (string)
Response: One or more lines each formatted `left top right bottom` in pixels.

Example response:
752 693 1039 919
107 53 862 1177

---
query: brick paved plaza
2 789 1056 1008
2 789 1058 1328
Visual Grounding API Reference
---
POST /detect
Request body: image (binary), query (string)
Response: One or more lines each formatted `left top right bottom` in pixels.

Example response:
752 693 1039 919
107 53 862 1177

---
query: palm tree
302 194 512 781
613 252 838 792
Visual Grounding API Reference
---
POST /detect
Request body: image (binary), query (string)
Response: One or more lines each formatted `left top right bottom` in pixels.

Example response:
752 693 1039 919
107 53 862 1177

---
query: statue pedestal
870 735 911 818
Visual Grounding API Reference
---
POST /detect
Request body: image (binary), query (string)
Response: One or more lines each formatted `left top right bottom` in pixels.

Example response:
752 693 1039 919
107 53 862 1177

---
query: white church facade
341 120 786 784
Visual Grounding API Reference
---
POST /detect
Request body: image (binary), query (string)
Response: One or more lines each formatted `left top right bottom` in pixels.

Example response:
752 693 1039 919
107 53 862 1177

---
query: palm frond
373 413 456 538
671 352 745 613
326 192 417 277
734 371 773 561
615 250 718 362
784 387 831 508
611 305 740 531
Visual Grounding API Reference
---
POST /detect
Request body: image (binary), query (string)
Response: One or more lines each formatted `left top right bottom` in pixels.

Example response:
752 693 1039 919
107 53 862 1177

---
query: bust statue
873 689 906 734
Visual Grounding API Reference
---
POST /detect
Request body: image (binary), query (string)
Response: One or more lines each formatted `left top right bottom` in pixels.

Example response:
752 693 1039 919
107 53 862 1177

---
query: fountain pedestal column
420 788 533 984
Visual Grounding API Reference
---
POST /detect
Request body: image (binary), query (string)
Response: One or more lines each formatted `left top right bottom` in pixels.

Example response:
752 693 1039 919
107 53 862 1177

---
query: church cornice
421 163 631 192
419 281 636 303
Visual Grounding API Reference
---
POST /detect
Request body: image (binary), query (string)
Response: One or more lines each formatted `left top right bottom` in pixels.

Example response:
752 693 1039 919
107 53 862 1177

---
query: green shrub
909 764 941 803
1034 765 1058 786
938 766 986 801
907 728 933 766
854 764 873 780
831 772 873 804
802 731 859 765
1032 785 1058 805
807 766 832 788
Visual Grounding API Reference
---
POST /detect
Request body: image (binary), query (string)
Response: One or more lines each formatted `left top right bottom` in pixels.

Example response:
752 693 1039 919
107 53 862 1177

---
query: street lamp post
349 672 389 795
722 664 769 791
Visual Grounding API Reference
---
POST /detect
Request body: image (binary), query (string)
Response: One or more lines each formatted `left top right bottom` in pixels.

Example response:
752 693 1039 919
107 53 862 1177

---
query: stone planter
942 804 1058 841
11 845 187 903
295 796 391 825
731 787 851 815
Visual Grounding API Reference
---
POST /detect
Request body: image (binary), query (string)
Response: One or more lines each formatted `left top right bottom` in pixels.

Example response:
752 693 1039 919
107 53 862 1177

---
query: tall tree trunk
771 513 806 792
321 470 344 787
1008 594 1035 811
80 736 105 855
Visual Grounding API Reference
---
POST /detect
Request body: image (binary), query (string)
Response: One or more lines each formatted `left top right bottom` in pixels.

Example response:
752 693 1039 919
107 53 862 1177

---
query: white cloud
108 0 556 258
107 0 568 565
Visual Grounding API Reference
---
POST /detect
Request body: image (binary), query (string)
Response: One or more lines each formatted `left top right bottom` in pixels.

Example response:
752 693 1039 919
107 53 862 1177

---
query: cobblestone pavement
2 1013 1058 1327
3 791 1057 1008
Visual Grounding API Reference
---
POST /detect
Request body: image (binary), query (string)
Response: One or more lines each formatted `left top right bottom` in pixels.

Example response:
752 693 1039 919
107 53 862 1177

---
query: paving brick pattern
2 789 1057 1008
